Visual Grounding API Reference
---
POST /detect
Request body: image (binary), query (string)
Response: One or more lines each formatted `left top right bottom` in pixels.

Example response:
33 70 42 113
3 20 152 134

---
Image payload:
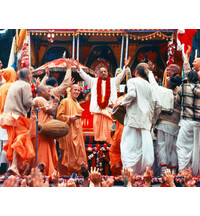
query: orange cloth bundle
0 112 35 162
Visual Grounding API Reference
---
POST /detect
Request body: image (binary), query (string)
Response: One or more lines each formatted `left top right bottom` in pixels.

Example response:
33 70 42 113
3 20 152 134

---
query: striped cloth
177 83 200 121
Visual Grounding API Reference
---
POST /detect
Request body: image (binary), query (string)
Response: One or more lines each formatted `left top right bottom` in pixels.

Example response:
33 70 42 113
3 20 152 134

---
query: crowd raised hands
1 164 198 187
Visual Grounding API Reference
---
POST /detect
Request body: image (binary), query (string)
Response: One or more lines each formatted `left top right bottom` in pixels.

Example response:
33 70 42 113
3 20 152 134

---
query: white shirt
121 77 162 131
148 70 174 112
79 66 127 114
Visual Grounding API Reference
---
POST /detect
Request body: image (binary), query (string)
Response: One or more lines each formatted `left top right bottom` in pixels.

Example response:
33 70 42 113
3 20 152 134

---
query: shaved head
70 84 81 100
71 84 80 90
35 85 51 100
35 85 49 95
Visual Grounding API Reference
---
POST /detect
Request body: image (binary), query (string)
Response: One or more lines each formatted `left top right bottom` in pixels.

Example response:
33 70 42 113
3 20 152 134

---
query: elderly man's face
192 58 200 72
99 67 108 80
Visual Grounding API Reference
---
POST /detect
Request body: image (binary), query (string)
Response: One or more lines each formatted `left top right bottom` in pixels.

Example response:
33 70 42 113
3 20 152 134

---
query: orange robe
30 97 58 176
56 96 87 176
0 68 16 165
109 95 125 175
0 67 16 114
93 113 113 144
0 113 35 163
109 121 124 173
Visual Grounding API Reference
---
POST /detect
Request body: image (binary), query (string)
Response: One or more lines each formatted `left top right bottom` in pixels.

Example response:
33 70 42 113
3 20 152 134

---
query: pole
16 29 19 70
72 34 75 59
27 34 31 67
76 34 80 61
35 108 39 167
120 34 125 68
125 34 129 60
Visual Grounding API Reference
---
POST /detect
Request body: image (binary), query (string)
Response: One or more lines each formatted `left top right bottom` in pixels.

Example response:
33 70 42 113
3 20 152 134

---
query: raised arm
115 56 131 86
72 60 93 87
148 70 159 87
51 68 71 97
183 45 192 76
40 67 50 85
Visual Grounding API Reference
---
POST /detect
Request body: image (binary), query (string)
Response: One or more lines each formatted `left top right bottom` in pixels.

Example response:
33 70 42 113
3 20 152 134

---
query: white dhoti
176 119 200 176
120 126 154 175
156 123 179 168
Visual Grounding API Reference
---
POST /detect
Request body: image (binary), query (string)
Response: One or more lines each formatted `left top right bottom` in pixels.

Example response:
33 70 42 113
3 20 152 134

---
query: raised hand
163 169 175 187
45 67 50 76
102 176 115 187
58 180 67 187
63 61 72 69
2 175 19 187
70 77 75 86
72 59 81 72
51 170 59 187
80 162 89 178
89 167 102 187
184 168 192 187
36 77 40 88
21 179 28 187
143 166 154 187
121 167 135 187
186 45 192 57
30 167 44 187
124 56 131 68
67 178 76 187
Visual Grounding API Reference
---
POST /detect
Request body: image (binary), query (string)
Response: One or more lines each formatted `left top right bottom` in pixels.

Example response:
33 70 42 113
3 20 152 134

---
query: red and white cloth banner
177 29 197 59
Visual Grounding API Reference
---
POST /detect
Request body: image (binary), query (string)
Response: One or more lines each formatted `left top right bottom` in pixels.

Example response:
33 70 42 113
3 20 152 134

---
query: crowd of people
0 44 200 187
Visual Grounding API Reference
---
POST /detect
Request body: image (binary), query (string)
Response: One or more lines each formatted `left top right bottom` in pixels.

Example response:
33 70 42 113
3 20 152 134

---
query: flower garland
166 39 175 66
97 77 111 109
87 144 110 172
47 30 55 43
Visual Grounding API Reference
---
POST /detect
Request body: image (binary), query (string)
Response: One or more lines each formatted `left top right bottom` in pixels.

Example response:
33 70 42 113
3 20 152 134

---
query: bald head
35 85 51 100
71 84 80 90
19 68 31 82
35 85 49 95
71 84 81 100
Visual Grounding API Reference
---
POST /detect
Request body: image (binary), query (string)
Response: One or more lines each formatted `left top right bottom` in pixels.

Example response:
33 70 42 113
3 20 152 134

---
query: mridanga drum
38 119 69 139
112 105 126 125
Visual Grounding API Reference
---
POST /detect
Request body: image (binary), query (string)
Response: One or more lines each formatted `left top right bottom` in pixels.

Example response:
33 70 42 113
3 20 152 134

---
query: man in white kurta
73 58 130 144
118 63 162 175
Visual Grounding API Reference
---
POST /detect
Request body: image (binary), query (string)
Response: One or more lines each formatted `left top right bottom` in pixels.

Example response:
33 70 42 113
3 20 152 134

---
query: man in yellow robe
56 84 87 176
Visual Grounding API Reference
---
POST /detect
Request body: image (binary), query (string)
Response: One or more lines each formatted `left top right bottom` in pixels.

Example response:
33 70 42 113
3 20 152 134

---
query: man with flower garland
73 57 131 144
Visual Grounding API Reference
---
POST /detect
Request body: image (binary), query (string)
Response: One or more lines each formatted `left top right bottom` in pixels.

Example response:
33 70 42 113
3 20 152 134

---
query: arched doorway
40 46 70 65
86 45 118 77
